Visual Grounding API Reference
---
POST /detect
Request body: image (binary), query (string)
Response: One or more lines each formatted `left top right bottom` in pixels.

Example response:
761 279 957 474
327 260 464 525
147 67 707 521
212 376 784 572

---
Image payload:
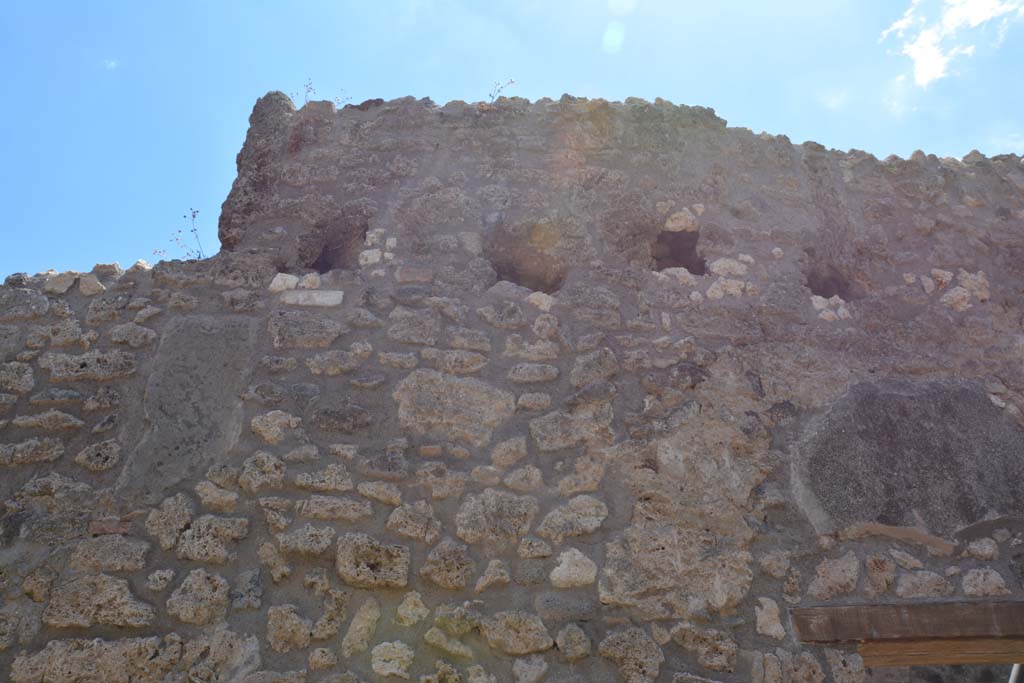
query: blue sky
2 0 1023 277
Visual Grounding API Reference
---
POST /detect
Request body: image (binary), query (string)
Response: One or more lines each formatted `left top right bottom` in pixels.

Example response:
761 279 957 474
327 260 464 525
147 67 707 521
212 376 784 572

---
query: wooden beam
860 637 1024 667
792 602 1024 643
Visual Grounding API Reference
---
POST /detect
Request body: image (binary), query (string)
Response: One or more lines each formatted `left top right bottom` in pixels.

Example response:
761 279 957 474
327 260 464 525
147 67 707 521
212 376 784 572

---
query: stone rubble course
2 91 1024 682
10 635 182 683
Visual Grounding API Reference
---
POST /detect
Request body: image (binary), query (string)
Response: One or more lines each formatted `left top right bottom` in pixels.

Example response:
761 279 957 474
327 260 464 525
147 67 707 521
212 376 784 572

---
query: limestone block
335 533 410 589
166 569 230 625
279 289 344 306
479 611 553 655
43 574 154 628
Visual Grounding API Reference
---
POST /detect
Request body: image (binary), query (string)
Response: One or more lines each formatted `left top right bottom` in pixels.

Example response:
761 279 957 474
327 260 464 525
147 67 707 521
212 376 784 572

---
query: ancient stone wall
2 92 1024 682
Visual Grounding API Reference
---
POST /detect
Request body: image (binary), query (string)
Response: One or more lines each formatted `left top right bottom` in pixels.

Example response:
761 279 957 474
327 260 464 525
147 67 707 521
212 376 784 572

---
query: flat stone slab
279 290 344 306
793 380 1024 537
118 316 256 502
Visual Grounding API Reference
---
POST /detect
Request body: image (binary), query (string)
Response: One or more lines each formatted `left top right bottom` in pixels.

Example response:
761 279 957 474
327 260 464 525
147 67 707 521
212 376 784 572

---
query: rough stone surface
276 523 337 556
0 361 34 394
371 640 415 679
423 625 472 658
335 533 411 588
0 288 49 321
895 570 954 598
166 568 230 625
825 649 866 683
480 611 554 655
175 514 249 563
1 438 64 467
39 350 137 382
268 310 343 349
279 289 344 307
297 494 370 522
110 323 157 348
964 537 999 561
74 439 122 471
239 452 286 493
549 548 598 588
807 551 859 600
455 488 540 549
5 92 1024 683
341 597 380 658
419 537 476 590
122 316 254 501
536 495 608 544
962 568 1011 596
10 635 181 683
43 574 155 628
555 623 591 662
755 597 786 640
671 623 737 673
267 604 313 653
395 591 429 626
599 627 665 683
145 492 194 550
69 535 149 572
393 370 515 446
387 500 442 544
512 654 548 683
251 410 301 444
795 380 1024 536
11 409 84 431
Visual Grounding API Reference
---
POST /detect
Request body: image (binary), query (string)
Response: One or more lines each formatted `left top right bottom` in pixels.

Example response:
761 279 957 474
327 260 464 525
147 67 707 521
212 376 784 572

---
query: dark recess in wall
652 230 706 275
482 228 568 294
310 223 369 274
803 261 855 299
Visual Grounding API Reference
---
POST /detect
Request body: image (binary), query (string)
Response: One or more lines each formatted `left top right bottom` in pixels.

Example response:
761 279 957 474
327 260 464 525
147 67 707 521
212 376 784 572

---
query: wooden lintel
860 637 1024 667
792 602 1024 643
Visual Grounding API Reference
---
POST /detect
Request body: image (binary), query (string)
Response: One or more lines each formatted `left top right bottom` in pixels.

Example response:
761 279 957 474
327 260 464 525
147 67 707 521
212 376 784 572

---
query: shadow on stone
652 230 706 275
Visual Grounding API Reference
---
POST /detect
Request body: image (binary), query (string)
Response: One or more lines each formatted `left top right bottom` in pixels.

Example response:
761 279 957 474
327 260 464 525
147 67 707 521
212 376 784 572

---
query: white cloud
103 58 119 71
881 0 926 40
881 0 1024 87
941 0 1021 30
902 26 975 85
